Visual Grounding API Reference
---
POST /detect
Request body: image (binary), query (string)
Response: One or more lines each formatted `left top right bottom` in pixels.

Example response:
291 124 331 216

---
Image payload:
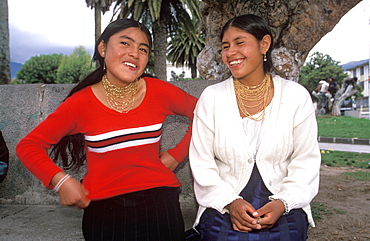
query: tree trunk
152 22 168 81
191 64 197 79
152 0 171 81
312 85 358 116
197 0 361 82
94 5 102 44
0 0 10 84
331 85 358 116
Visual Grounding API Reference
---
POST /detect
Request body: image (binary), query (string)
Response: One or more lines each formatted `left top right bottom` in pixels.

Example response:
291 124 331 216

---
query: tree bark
197 0 362 82
0 0 10 84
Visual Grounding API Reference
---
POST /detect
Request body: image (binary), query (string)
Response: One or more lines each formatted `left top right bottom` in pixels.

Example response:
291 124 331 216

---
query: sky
307 0 370 64
8 0 111 64
8 0 370 65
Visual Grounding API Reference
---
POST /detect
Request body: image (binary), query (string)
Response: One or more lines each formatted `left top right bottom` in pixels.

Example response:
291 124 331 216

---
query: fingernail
252 212 258 216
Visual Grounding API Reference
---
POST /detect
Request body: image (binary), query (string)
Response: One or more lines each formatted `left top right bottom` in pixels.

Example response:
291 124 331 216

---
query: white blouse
242 99 274 158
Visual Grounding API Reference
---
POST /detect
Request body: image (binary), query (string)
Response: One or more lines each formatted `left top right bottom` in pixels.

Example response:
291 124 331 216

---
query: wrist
50 172 66 186
270 197 289 215
225 197 243 212
52 173 71 192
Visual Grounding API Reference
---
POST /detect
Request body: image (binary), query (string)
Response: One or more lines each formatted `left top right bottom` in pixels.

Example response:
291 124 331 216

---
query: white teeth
124 62 137 68
230 59 243 65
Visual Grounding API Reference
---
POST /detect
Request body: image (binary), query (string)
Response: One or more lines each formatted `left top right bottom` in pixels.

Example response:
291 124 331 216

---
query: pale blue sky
8 0 370 65
308 0 370 64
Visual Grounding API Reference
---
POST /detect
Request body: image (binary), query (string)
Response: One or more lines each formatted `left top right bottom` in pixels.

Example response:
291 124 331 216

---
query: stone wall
0 80 217 228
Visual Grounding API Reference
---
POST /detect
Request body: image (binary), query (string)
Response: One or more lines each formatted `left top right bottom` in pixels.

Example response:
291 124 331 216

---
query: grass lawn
320 149 370 169
317 115 370 139
312 116 370 220
317 115 370 180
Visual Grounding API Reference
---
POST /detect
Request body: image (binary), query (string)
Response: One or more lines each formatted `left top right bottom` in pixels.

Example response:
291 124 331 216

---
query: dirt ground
307 165 370 241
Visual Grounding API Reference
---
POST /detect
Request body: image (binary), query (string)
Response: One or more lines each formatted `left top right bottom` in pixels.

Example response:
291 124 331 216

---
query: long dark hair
220 14 274 74
51 19 152 170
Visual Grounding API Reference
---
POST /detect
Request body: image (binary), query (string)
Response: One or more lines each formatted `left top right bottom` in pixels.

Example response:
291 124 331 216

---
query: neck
105 72 140 87
235 72 268 87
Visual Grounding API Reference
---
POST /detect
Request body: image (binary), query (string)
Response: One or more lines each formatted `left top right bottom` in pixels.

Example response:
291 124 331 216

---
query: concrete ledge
335 137 353 144
0 81 221 229
344 110 360 118
0 81 219 204
353 138 370 145
318 137 334 143
318 137 370 145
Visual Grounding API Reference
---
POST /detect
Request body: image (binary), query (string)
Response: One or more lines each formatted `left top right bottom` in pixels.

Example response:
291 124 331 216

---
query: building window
360 66 364 75
360 81 364 89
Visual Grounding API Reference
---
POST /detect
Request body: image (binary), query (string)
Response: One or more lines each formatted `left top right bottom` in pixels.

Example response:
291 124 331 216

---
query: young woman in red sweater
16 19 197 241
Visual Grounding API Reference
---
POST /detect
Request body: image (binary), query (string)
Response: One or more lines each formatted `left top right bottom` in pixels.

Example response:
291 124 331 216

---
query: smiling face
98 27 150 86
221 26 270 84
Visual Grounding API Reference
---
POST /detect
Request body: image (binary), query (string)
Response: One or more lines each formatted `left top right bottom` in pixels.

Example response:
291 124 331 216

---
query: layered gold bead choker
101 75 139 113
234 74 271 121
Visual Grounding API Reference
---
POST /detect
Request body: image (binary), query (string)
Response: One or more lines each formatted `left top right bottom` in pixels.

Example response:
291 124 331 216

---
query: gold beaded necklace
234 74 271 121
101 74 139 113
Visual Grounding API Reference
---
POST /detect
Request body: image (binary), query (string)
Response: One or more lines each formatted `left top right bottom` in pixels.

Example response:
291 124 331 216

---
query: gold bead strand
234 74 271 121
101 75 139 113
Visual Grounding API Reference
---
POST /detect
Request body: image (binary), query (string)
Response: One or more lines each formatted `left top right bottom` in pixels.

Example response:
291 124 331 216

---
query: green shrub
56 46 95 84
16 54 64 84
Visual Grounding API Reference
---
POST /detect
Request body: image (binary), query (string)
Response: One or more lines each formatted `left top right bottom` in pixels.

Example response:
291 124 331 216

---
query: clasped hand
226 198 285 232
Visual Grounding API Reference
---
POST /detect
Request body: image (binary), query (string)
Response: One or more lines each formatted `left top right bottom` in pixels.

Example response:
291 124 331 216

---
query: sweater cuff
167 148 186 163
44 168 64 189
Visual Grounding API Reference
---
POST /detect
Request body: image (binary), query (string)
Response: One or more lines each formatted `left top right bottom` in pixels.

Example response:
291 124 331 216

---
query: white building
342 59 370 118
166 61 200 81
343 59 370 97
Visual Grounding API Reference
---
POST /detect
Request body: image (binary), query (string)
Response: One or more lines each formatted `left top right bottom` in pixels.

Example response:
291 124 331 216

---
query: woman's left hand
252 200 285 229
159 151 179 171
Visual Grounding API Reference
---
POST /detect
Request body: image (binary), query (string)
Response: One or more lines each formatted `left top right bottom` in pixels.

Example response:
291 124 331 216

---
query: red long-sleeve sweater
16 77 197 200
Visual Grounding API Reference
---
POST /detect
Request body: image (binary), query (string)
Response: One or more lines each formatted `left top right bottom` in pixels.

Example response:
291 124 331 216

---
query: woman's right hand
52 172 91 209
226 198 261 232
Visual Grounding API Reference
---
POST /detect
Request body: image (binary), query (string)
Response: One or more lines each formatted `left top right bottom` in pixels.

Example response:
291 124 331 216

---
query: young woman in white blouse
189 14 321 240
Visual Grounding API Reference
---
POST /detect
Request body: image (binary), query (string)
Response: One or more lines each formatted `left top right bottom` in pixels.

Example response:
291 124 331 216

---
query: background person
189 14 320 240
0 131 9 183
16 19 197 241
318 78 330 108
328 77 339 97
343 77 357 91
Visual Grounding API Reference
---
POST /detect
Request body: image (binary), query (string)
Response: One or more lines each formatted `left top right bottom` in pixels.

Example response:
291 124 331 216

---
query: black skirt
83 187 185 241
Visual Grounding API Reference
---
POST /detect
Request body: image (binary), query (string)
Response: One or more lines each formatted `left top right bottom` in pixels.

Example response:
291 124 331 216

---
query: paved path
319 142 370 154
0 205 83 240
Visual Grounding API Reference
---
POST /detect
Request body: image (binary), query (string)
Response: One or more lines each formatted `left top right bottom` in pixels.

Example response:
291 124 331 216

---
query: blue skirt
197 165 308 241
